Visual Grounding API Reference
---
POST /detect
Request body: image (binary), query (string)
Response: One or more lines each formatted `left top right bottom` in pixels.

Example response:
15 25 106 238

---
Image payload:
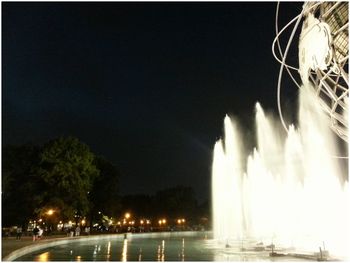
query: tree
89 156 121 224
2 144 42 227
37 137 99 221
154 186 198 220
121 194 154 218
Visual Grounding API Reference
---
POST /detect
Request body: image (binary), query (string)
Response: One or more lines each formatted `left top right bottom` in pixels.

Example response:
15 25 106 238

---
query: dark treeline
2 136 210 229
120 186 210 225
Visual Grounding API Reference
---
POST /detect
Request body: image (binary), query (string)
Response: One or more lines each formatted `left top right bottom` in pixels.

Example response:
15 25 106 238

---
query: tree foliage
120 186 200 222
2 137 208 228
37 137 99 220
2 137 124 227
89 156 121 219
155 186 198 219
2 144 42 226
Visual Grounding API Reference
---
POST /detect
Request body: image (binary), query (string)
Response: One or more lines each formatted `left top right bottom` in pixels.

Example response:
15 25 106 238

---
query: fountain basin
10 231 335 261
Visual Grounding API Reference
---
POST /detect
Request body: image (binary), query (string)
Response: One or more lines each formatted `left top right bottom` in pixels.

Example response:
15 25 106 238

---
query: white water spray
212 84 349 259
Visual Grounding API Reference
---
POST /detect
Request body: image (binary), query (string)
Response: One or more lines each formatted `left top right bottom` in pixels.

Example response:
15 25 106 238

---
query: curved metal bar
276 3 305 133
274 2 303 89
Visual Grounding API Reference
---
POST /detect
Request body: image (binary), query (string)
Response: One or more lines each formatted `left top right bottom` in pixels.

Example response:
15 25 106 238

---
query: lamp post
177 218 186 230
44 209 55 234
125 213 131 220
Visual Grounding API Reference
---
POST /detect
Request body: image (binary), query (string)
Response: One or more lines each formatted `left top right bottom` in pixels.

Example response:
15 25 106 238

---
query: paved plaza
1 234 67 260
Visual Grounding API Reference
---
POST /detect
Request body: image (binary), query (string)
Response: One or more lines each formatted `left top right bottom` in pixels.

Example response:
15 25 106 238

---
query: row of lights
115 213 186 227
32 208 88 230
111 214 195 229
158 219 167 225
34 210 186 229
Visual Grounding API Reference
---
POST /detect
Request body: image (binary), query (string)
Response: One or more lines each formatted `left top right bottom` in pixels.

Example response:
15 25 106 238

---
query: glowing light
162 219 166 224
46 209 54 216
107 241 111 258
124 213 130 219
81 219 86 225
140 220 144 225
121 238 128 261
177 218 185 224
36 252 50 262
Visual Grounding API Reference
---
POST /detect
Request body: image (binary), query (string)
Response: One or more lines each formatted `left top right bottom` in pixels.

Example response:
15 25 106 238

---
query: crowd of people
65 225 89 237
3 224 90 241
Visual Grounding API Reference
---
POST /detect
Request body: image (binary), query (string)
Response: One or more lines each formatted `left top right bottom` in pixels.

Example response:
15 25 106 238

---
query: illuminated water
212 84 349 260
15 232 314 261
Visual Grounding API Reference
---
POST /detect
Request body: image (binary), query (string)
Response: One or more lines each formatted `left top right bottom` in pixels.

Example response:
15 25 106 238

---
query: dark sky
2 2 303 201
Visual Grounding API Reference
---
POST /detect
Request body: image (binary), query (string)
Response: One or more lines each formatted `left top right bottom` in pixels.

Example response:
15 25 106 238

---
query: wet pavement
1 234 67 260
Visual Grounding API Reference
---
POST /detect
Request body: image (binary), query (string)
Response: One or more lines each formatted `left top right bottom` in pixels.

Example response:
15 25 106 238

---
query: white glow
298 13 333 84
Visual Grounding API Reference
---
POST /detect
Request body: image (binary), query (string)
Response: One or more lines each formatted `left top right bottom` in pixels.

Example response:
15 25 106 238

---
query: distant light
162 219 166 224
46 209 54 216
38 219 42 222
182 219 185 223
81 219 86 225
140 220 144 225
158 220 162 225
125 213 131 219
177 219 182 224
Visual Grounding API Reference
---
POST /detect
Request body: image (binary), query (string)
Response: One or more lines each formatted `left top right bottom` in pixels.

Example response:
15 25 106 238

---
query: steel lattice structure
272 2 349 144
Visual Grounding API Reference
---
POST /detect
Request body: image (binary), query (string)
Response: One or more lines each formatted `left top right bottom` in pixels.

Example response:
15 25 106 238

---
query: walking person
75 225 81 236
32 226 39 241
38 227 44 239
84 226 90 235
16 226 22 240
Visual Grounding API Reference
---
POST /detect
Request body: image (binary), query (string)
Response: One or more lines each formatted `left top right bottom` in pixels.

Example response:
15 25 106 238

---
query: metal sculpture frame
272 2 349 145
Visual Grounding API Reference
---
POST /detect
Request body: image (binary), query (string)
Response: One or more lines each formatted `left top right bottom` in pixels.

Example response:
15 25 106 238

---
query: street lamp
43 209 56 233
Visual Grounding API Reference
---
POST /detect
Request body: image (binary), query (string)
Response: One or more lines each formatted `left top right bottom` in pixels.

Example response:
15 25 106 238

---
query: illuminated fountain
212 84 349 259
213 2 348 260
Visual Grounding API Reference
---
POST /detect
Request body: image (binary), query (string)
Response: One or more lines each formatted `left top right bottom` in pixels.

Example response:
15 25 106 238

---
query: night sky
2 2 303 201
